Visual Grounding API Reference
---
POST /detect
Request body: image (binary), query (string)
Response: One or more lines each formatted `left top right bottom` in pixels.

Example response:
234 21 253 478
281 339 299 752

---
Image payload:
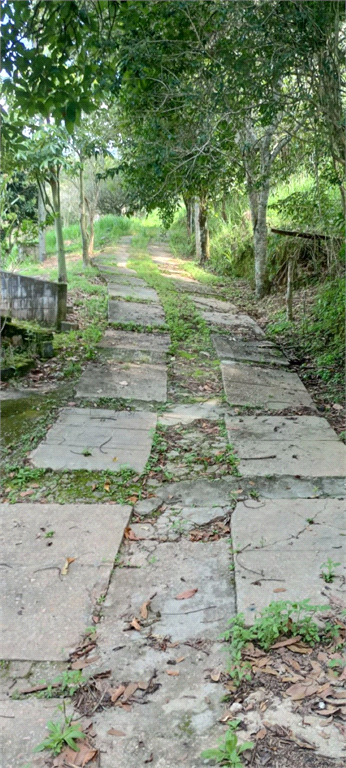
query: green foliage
320 558 341 584
37 670 85 699
223 600 333 686
34 718 85 756
201 728 254 767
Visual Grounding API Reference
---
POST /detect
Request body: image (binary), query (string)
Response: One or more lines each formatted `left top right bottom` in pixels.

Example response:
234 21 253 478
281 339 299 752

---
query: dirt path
1 238 345 768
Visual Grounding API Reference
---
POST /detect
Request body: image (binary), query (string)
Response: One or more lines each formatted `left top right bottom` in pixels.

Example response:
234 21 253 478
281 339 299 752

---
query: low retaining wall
0 271 67 328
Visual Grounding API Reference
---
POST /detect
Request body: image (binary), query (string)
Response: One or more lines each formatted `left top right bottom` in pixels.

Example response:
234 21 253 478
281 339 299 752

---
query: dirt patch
144 419 239 484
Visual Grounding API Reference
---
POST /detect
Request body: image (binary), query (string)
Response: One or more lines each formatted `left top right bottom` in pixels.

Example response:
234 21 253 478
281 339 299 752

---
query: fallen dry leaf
286 682 319 700
124 527 140 541
127 495 139 503
210 670 221 682
256 728 267 740
175 656 185 664
219 710 233 723
256 656 270 668
104 481 111 492
166 668 179 676
130 617 141 631
289 643 311 654
19 489 35 497
253 665 278 676
110 685 126 703
122 682 138 702
53 741 97 767
140 599 151 619
270 636 301 650
137 681 148 690
175 588 198 600
273 587 287 593
108 728 126 736
60 556 76 576
71 656 99 670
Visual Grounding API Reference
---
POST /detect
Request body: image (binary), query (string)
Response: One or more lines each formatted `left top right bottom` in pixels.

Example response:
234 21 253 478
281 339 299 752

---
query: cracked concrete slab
75 359 167 402
155 478 234 507
98 329 170 364
191 295 237 312
106 275 148 287
30 407 157 471
212 335 289 366
99 538 235 649
225 415 346 476
173 277 220 295
108 283 159 302
232 498 346 623
109 299 166 328
221 361 315 409
201 309 265 336
1 503 131 660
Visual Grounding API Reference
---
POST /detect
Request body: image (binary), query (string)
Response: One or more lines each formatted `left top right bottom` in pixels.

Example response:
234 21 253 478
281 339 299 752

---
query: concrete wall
0 271 67 328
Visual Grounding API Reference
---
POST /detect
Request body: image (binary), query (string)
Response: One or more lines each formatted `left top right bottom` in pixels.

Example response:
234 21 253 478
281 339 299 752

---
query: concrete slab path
3 238 345 767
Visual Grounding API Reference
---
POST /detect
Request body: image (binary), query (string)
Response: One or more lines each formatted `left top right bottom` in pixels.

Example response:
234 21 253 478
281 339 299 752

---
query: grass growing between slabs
128 239 226 402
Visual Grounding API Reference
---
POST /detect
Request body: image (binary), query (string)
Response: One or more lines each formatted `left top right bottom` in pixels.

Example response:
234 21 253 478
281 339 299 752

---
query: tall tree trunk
199 196 210 265
88 212 95 258
79 164 90 267
49 167 67 283
253 181 270 299
183 195 192 237
38 183 46 262
194 199 201 261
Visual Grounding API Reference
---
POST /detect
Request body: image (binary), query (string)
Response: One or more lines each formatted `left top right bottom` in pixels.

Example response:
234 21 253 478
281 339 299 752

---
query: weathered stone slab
107 275 147 287
99 538 235 648
232 498 345 623
75 359 167 403
1 503 131 660
108 283 159 302
191 295 236 312
109 299 166 328
30 407 157 471
212 335 288 366
225 415 345 476
221 361 315 409
201 309 265 336
225 415 339 441
98 329 171 364
173 277 219 295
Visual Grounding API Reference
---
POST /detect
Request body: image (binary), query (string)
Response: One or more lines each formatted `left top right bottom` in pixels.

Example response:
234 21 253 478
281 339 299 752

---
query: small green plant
34 717 86 756
82 448 92 457
45 530 55 538
36 670 85 699
201 728 254 767
320 558 341 583
223 599 332 686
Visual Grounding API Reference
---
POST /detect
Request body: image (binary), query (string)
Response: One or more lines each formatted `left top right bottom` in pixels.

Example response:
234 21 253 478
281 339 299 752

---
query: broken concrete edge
108 321 169 333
